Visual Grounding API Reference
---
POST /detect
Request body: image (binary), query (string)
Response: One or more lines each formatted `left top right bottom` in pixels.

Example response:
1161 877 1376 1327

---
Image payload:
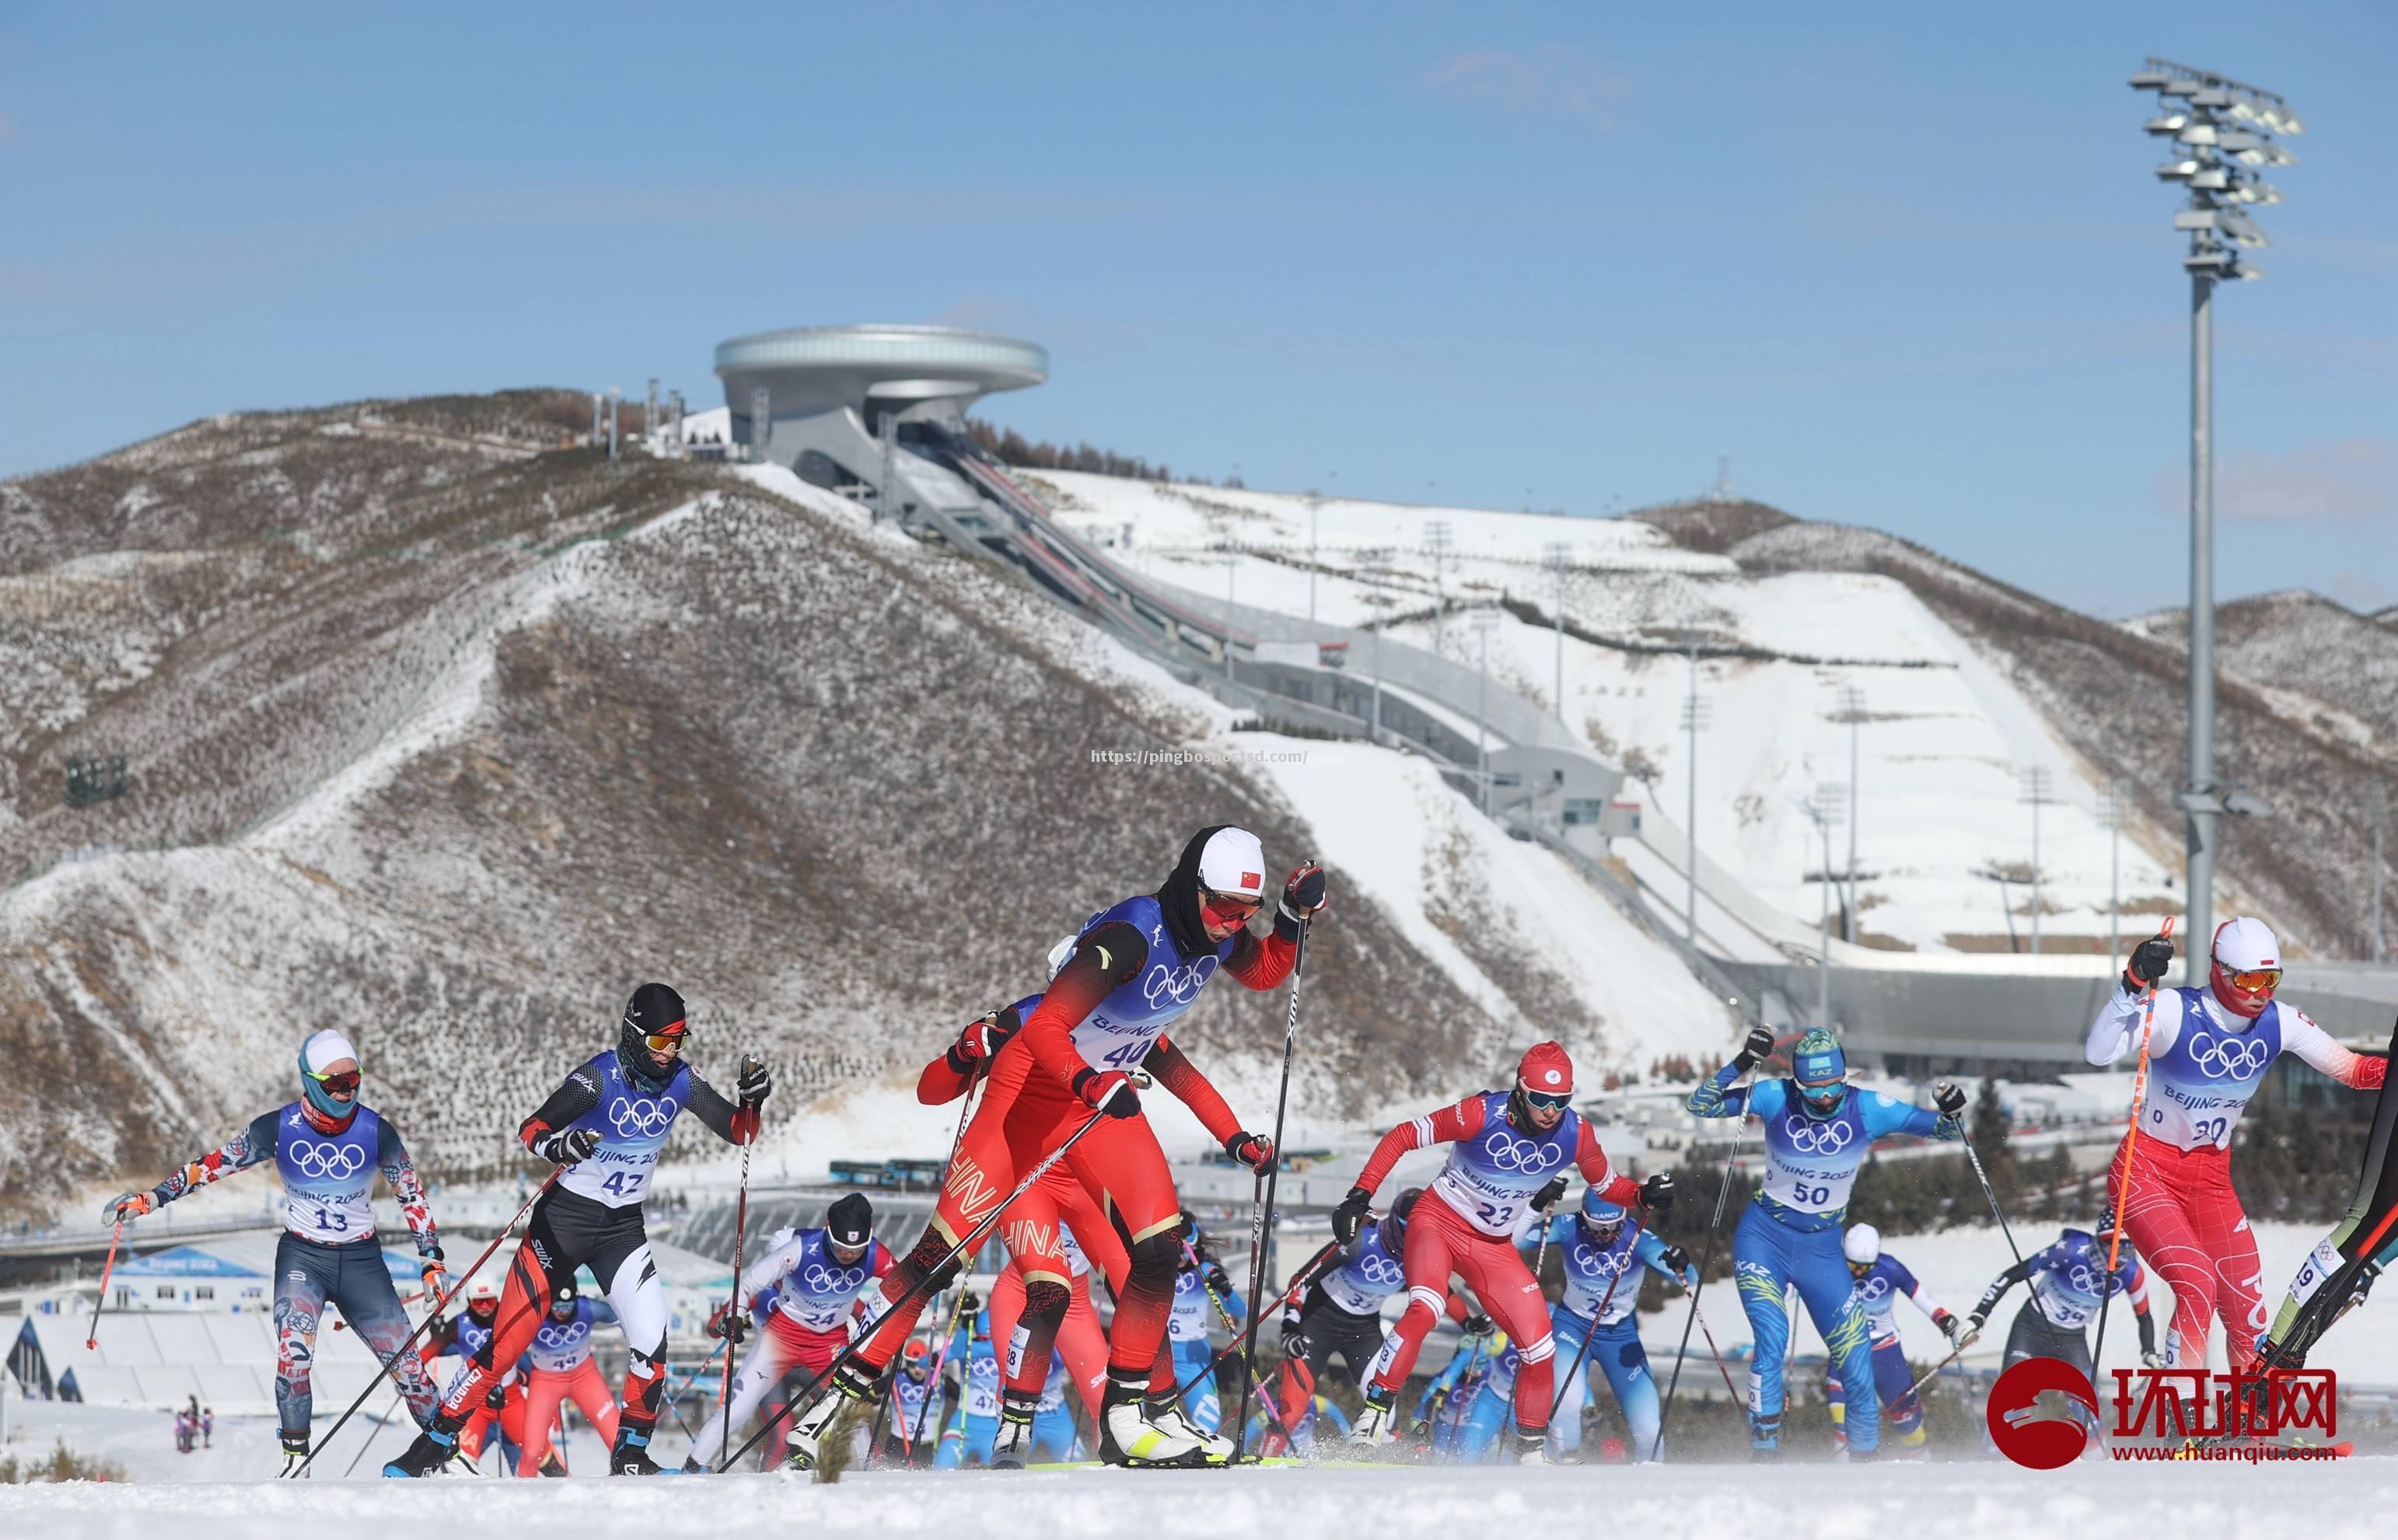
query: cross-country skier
2088 920 2383 1373
385 983 770 1476
681 1192 887 1472
935 1304 1001 1468
1687 1026 1966 1460
1167 1217 1243 1435
1827 1224 1961 1458
1966 1222 2162 1448
986 1217 1109 1430
103 1029 447 1477
516 1283 621 1475
1339 1041 1666 1462
2249 1022 2398 1374
1412 1319 1499 1458
795 827 1325 1469
1529 1189 1696 1462
1030 1349 1082 1462
421 1276 527 1470
880 1339 939 1466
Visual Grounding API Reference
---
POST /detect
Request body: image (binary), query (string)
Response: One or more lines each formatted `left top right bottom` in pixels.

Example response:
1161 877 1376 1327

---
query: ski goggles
1797 1081 1845 1110
2224 966 2281 993
1199 886 1264 927
1520 1086 1573 1112
641 1024 690 1054
306 1067 362 1097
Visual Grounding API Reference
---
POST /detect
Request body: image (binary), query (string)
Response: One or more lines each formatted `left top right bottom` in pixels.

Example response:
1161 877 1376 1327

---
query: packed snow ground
1034 471 2187 955
4 1430 2393 1540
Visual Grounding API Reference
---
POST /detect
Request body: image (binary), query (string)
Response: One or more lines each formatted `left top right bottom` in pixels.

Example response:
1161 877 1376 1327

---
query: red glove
955 1010 1017 1067
1071 1068 1141 1119
1281 862 1328 923
1222 1131 1275 1171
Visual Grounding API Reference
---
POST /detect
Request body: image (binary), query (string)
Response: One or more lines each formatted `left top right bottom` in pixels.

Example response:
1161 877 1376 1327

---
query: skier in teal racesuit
1687 1027 1966 1460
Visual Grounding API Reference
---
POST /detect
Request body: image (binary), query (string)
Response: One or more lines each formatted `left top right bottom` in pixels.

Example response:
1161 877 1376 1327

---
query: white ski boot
1145 1396 1232 1465
1096 1377 1210 1468
1348 1391 1398 1449
278 1433 311 1479
989 1406 1035 1470
784 1365 873 1470
1513 1429 1552 1465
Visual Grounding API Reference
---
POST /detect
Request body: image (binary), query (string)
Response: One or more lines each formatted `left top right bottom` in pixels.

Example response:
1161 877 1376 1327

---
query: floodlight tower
2131 58 2302 951
1426 521 1454 655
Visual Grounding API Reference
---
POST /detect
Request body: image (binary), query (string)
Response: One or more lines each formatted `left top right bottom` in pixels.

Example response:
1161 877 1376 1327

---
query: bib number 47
600 1170 646 1198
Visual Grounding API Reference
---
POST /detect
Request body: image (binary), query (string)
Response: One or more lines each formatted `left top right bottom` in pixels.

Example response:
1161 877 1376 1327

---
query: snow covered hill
0 397 1737 1224
1027 473 2193 959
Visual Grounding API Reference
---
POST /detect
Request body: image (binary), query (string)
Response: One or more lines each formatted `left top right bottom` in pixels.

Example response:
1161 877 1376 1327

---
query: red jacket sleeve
1144 1035 1241 1144
917 1053 973 1106
1017 920 1148 1091
1575 1120 1641 1210
1222 927 1297 990
1357 1095 1484 1193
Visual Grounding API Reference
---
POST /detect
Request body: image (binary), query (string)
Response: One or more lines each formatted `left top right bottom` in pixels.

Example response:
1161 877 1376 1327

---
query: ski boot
1847 1443 1880 1463
277 1430 311 1480
1145 1395 1232 1466
989 1392 1038 1470
680 1455 706 1475
383 1424 460 1478
1348 1388 1399 1451
538 1447 571 1477
1513 1428 1552 1466
784 1361 876 1471
1096 1374 1209 1468
609 1426 666 1475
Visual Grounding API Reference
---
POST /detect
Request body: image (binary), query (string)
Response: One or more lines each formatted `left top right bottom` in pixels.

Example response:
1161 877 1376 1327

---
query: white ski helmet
1843 1224 1881 1267
2209 917 2282 1019
1196 827 1267 900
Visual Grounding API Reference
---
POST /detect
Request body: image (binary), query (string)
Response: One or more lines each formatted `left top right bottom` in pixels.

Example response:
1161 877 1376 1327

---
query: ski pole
86 1220 125 1350
1903 1327 1980 1402
332 1291 428 1332
1652 1063 1752 1461
1545 1220 1642 1423
292 1168 555 1477
1173 1239 1341 1404
715 1108 1113 1473
717 1054 762 1479
2090 918 2173 1379
1691 1301 1744 1402
906 1069 988 1457
1231 908 1309 1464
1187 1238 1298 1446
341 1382 411 1476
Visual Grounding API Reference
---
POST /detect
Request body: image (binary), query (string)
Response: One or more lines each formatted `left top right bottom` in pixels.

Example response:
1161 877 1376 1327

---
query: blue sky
3 2 2391 616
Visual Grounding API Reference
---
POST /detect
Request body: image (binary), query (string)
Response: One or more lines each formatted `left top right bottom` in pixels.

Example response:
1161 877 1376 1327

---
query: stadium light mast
1426 521 1454 655
1543 542 1571 724
2131 57 2301 953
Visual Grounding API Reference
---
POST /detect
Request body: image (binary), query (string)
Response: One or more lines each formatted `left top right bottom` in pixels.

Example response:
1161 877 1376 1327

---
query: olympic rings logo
534 1322 585 1350
1856 1276 1890 1304
1358 1255 1405 1288
1782 1116 1854 1155
1484 1134 1566 1173
1141 956 1218 1009
2187 1033 2271 1080
609 1095 678 1137
287 1140 365 1179
1574 1247 1631 1279
2065 1264 2101 1296
802 1262 864 1294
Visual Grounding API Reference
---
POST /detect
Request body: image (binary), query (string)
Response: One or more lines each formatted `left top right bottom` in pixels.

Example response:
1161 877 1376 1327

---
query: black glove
737 1055 771 1107
1204 1262 1234 1297
1331 1186 1373 1247
1532 1175 1569 1212
1280 862 1328 924
2127 934 2176 987
1640 1172 1675 1217
1660 1243 1693 1278
485 1383 508 1413
1933 1308 1962 1343
1461 1313 1492 1338
1070 1068 1142 1119
706 1301 748 1343
536 1126 601 1165
1281 1320 1309 1361
1222 1131 1276 1172
1934 1081 1967 1116
1732 1025 1776 1073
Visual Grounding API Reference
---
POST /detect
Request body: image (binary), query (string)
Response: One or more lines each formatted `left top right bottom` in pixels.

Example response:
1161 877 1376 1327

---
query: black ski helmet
619 982 687 1092
826 1193 875 1254
550 1281 579 1320
1386 1187 1424 1245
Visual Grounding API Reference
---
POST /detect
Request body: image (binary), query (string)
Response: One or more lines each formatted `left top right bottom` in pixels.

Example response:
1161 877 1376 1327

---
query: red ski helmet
2207 917 2281 1020
1517 1042 1574 1101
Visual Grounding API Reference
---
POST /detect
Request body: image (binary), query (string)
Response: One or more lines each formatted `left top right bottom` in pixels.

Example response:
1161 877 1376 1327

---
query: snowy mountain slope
1029 473 2186 958
1734 522 2395 961
2 397 1720 1224
2125 589 2398 754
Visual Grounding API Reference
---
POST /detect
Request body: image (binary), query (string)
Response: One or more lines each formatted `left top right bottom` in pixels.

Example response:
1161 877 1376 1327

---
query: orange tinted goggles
2225 967 2281 993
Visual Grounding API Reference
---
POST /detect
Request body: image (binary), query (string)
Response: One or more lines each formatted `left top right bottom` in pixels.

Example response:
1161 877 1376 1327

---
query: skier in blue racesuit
1411 1322 1499 1457
1687 1027 1966 1459
1830 1224 1963 1458
1167 1215 1243 1434
935 1304 1002 1468
1532 1189 1696 1461
1029 1350 1081 1462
